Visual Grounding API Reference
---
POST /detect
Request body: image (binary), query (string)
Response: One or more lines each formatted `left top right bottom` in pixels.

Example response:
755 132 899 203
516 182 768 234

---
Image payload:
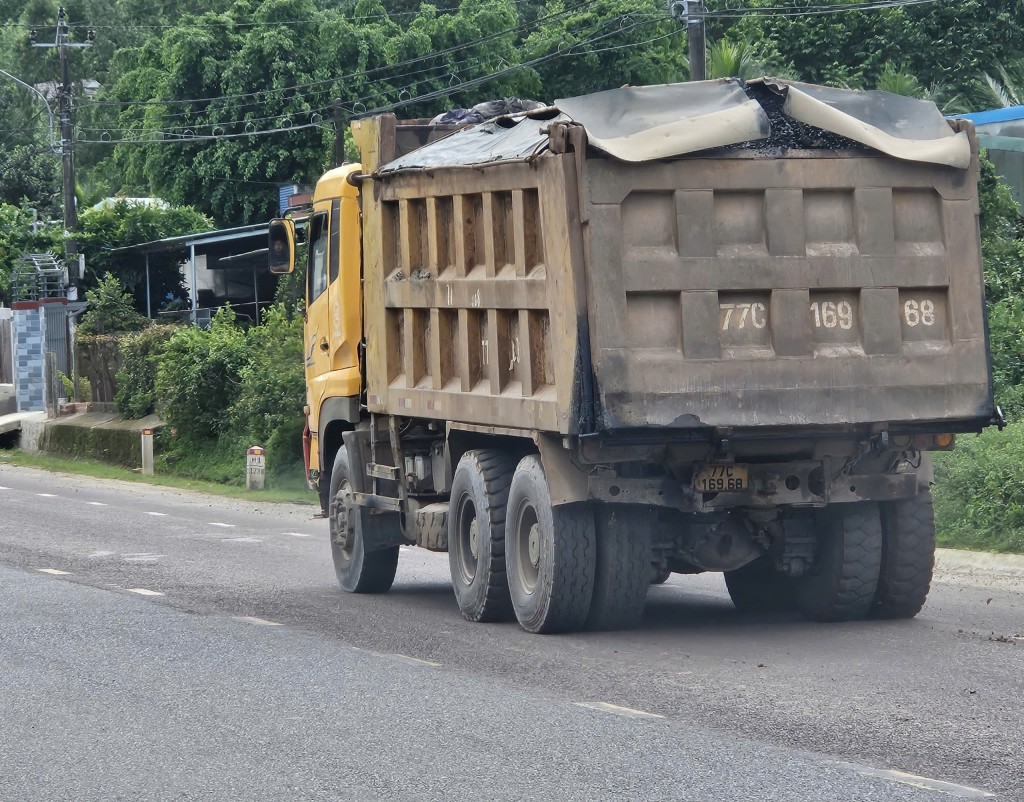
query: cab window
308 212 329 303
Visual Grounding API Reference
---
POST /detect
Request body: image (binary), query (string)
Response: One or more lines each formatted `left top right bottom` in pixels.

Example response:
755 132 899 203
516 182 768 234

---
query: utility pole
30 7 93 293
669 0 705 81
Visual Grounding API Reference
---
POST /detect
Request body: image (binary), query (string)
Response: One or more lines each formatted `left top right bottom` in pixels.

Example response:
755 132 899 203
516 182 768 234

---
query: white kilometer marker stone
36 568 70 576
284 532 311 538
145 511 168 517
235 616 282 627
127 588 164 596
841 764 996 799
208 522 235 528
574 702 665 720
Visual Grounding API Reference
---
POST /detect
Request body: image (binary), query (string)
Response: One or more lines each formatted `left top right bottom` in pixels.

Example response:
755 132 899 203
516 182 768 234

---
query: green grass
932 423 1024 554
0 449 318 506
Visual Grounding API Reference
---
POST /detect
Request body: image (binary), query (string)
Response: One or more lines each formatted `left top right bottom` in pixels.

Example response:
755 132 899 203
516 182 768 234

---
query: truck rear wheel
724 557 797 612
329 448 399 594
586 506 650 630
871 491 935 619
448 450 516 623
505 455 596 634
797 503 882 622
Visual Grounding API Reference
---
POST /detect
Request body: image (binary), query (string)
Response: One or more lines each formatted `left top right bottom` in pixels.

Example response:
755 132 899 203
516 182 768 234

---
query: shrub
115 324 179 418
155 308 249 442
933 424 1024 553
77 273 147 335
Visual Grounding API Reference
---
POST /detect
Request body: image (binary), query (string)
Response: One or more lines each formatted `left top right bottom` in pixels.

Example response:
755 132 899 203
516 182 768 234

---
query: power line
701 0 944 18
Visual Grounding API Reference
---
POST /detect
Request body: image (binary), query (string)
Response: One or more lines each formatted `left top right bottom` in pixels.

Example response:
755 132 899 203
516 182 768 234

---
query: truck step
366 462 400 480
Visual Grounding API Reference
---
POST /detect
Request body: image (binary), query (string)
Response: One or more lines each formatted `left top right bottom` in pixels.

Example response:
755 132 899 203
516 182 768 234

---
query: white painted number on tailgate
810 300 854 330
720 302 767 331
904 299 936 327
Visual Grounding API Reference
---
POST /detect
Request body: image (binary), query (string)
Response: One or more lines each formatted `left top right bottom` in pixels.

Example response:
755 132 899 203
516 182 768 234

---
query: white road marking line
36 493 57 497
574 702 665 720
283 532 311 538
0 486 10 490
36 568 71 576
88 551 115 558
127 588 164 596
235 616 282 627
86 501 107 506
838 763 996 799
376 652 441 668
123 553 163 563
145 511 168 517
224 537 262 543
208 522 235 528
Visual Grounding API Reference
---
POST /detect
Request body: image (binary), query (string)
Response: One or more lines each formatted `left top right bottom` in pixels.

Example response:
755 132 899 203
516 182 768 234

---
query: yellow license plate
694 464 749 493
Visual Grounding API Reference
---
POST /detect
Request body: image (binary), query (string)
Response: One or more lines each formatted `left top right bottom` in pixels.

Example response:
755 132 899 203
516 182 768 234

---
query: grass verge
932 423 1024 554
0 448 317 506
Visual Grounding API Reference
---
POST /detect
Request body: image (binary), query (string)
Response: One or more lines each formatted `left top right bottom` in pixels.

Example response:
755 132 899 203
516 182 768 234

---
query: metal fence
43 302 70 377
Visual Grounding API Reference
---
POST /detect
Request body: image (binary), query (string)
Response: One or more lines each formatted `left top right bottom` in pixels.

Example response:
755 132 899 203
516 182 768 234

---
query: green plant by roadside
77 273 147 335
933 424 1024 553
115 324 179 418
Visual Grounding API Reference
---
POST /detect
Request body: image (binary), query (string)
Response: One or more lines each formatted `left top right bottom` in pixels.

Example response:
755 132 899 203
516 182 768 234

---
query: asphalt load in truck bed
725 82 871 153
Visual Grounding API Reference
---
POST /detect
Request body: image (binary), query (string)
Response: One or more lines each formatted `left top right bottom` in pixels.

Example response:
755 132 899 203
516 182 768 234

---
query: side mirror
268 218 296 274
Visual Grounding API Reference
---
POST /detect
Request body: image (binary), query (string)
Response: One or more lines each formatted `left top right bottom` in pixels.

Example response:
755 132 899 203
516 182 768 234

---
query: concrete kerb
935 547 1024 578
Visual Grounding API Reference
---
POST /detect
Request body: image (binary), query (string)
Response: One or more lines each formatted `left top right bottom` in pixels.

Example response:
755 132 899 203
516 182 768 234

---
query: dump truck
269 78 997 634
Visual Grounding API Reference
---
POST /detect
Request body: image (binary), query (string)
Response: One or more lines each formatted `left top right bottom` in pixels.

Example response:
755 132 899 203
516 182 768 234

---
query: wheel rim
331 478 356 558
455 494 479 585
514 502 541 594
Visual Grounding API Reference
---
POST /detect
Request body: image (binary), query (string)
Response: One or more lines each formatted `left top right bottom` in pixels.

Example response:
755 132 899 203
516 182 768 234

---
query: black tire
328 447 399 593
505 455 596 634
586 506 651 631
448 450 517 623
871 490 935 619
724 557 797 613
797 503 883 622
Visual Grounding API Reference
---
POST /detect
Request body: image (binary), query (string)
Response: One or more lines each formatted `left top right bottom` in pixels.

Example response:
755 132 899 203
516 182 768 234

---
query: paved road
1 464 1020 801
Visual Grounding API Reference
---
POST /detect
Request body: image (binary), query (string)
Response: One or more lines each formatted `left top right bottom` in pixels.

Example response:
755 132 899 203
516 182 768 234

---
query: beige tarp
377 78 971 174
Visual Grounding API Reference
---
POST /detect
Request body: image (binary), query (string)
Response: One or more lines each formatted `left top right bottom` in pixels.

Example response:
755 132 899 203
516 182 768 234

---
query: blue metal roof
957 106 1024 125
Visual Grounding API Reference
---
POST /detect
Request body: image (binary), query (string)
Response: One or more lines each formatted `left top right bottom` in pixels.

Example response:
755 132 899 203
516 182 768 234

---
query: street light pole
668 0 705 81
30 7 93 292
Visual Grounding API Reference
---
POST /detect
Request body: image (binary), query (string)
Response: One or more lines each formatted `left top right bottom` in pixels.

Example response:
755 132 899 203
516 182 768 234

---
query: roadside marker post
141 427 154 476
246 446 266 491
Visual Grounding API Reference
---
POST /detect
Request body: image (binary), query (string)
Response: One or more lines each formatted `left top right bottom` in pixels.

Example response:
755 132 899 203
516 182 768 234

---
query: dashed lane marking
574 702 665 720
127 588 164 596
36 493 57 497
235 616 282 627
284 532 311 538
88 551 115 558
224 537 262 543
208 522 235 528
36 568 71 576
0 486 10 490
145 512 168 517
376 653 441 668
123 553 163 563
838 764 996 799
86 501 107 506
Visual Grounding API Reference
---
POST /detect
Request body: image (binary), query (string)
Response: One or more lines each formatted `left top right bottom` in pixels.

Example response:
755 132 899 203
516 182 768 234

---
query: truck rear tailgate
584 149 993 430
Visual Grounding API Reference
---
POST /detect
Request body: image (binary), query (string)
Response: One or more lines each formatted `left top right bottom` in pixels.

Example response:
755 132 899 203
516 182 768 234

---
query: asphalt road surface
1 464 1021 801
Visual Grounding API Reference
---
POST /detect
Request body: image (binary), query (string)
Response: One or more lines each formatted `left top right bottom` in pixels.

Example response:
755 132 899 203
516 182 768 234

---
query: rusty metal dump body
355 82 993 442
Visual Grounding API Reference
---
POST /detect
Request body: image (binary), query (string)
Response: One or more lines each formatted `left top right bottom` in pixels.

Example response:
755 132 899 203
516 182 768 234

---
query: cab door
304 206 333 430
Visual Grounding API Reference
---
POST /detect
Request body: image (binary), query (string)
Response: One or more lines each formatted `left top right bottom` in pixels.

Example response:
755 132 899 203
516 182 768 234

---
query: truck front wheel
329 448 399 593
871 490 935 619
448 450 516 622
797 503 882 622
505 455 596 634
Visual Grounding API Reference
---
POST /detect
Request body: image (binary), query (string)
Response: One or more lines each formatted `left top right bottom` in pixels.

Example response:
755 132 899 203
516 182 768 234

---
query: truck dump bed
354 79 993 438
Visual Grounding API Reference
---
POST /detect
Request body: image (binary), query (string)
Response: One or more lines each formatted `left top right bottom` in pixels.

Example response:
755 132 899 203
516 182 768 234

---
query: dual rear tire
449 453 651 633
